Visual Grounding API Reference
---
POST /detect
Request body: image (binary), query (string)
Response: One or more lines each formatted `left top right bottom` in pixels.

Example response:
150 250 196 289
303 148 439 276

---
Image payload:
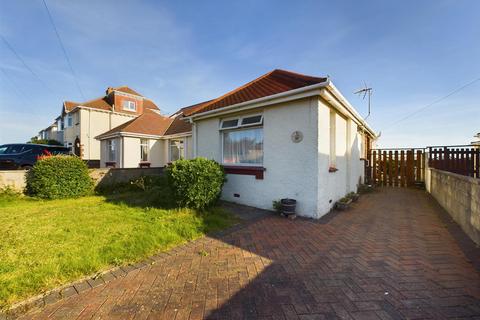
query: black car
0 144 71 170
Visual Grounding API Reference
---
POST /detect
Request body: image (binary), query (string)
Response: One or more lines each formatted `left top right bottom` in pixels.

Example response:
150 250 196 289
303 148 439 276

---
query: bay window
221 115 263 165
107 139 116 162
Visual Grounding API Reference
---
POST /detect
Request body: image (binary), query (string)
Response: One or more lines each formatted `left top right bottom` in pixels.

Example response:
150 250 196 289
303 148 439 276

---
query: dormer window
122 100 136 112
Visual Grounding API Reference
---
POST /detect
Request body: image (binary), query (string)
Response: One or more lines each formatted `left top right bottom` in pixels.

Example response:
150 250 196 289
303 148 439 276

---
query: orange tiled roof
96 109 173 139
63 87 159 114
164 115 192 136
113 86 142 96
183 69 327 116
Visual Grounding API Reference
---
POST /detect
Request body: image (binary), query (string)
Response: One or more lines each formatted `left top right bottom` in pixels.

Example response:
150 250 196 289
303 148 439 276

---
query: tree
28 137 63 146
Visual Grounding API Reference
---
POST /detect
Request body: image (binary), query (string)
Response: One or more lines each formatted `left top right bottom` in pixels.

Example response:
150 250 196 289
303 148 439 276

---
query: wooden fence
428 145 479 178
366 148 425 187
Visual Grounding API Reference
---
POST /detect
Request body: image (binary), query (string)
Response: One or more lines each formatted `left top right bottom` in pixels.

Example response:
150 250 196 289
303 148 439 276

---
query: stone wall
426 168 480 244
0 167 164 192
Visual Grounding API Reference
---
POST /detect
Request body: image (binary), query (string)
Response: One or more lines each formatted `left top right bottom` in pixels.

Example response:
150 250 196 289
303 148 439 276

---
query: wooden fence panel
427 145 479 178
366 148 425 187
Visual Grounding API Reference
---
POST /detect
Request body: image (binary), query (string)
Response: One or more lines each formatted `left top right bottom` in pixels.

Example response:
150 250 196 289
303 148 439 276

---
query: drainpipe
193 122 198 158
88 108 91 160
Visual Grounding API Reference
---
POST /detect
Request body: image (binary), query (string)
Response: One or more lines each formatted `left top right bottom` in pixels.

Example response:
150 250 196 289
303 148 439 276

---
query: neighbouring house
182 69 376 218
37 86 161 167
37 122 59 142
95 108 193 168
95 69 376 218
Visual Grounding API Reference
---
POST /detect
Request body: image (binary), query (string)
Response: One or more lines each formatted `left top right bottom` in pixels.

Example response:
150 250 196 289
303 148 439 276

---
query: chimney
106 87 114 95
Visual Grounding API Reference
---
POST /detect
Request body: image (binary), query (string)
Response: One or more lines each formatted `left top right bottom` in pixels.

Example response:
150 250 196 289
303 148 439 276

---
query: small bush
166 158 225 209
26 155 94 199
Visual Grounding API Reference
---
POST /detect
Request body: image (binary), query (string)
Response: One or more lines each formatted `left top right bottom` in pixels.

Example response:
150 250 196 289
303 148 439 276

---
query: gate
366 148 425 187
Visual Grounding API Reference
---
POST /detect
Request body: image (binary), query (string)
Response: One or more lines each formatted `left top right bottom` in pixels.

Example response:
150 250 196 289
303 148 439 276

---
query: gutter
322 83 376 138
95 132 163 140
185 79 376 138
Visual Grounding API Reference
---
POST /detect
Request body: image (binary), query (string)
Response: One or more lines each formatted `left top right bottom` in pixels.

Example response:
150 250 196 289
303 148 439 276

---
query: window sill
139 162 151 168
223 165 265 179
105 161 116 168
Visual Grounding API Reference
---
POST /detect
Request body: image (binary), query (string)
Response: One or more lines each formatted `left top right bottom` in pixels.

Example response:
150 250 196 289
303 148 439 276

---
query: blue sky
1 0 479 147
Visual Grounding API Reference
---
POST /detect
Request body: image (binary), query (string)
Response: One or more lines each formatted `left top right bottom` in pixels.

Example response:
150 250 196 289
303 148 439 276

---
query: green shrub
26 155 94 199
166 158 225 209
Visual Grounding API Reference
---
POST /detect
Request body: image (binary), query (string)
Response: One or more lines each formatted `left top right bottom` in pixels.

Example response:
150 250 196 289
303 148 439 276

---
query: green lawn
0 181 236 309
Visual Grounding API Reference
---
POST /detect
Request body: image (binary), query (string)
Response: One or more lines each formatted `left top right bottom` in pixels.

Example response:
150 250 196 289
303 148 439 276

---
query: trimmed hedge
166 158 225 209
26 155 94 199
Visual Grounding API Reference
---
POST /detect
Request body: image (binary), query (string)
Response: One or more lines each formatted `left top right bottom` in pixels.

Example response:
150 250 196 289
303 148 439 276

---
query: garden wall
426 168 480 245
0 167 164 192
91 167 164 188
0 170 27 191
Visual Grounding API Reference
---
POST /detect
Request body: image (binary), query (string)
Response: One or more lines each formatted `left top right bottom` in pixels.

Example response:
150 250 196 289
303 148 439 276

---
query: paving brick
16 188 480 319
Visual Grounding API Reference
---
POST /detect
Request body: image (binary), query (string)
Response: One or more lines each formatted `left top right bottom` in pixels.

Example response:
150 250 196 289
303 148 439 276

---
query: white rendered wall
80 109 135 160
194 95 369 219
317 99 363 216
150 139 166 167
122 137 140 168
195 98 320 218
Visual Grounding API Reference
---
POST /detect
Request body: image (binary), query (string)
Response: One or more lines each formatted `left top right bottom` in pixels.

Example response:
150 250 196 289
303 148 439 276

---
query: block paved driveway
22 188 480 319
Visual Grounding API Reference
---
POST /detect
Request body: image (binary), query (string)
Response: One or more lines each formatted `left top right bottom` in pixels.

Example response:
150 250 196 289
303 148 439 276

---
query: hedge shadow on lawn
97 176 177 210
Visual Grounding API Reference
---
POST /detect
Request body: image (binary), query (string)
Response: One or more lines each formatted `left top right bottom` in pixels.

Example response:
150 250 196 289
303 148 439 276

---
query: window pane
241 115 262 126
169 140 184 162
122 100 136 111
108 140 116 161
140 139 149 161
221 119 238 128
223 128 263 164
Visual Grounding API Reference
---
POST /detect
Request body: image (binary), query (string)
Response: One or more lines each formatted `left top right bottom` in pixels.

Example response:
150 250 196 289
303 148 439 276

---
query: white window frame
221 126 264 167
169 139 185 162
122 100 137 112
107 139 116 162
219 114 263 130
140 139 149 162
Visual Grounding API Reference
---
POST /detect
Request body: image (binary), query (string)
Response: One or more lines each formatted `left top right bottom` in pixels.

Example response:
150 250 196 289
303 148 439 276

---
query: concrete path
21 188 480 319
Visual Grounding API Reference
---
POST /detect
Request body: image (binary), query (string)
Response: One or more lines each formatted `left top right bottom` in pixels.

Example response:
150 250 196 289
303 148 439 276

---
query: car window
0 146 8 154
6 145 25 154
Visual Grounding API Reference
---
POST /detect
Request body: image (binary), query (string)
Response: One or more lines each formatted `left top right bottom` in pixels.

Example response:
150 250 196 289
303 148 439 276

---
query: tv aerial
354 81 373 120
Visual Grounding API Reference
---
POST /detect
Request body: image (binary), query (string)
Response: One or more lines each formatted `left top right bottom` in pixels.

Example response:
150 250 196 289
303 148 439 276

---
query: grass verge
0 179 236 309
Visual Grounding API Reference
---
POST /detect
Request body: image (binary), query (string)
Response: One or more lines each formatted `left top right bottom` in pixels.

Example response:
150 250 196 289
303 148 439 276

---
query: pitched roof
96 109 173 139
183 69 327 116
113 86 142 96
176 100 213 116
164 115 192 136
63 87 159 114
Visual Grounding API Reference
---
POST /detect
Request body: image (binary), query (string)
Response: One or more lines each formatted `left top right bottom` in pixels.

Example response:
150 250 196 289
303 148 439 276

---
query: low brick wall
426 168 480 244
0 167 165 192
